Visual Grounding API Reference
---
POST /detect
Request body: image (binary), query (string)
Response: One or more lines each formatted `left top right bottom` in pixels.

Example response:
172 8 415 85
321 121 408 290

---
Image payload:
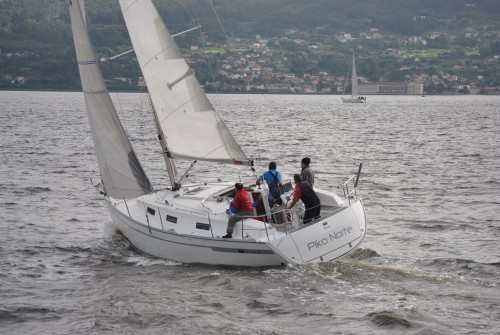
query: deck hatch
183 187 209 195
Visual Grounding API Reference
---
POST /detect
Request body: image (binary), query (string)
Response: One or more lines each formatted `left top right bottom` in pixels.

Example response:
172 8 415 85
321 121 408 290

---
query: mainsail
69 0 154 199
351 52 360 97
119 0 249 166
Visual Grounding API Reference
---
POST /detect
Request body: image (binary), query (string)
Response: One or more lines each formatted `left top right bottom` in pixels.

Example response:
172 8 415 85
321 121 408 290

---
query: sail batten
69 0 154 199
119 0 249 169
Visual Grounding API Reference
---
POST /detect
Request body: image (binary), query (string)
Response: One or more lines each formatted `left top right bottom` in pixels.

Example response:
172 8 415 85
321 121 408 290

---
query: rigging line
127 50 157 167
208 0 230 49
247 94 261 162
110 60 138 137
205 0 233 110
203 0 255 162
112 81 126 127
207 0 241 73
182 0 229 146
129 52 149 113
200 2 238 67
173 1 252 165
96 51 128 134
205 1 267 166
177 0 197 22
211 1 277 143
100 50 137 133
177 0 221 109
192 0 223 111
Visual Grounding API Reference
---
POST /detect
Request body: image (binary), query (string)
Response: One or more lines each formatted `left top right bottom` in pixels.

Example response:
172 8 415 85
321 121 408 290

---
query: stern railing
340 163 362 205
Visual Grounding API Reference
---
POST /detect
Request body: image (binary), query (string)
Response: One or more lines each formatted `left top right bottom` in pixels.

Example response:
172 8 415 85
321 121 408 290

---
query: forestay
69 0 154 199
119 0 249 166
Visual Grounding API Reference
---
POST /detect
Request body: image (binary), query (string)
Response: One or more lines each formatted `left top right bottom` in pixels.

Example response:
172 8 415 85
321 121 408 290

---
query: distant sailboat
69 0 367 267
342 51 366 103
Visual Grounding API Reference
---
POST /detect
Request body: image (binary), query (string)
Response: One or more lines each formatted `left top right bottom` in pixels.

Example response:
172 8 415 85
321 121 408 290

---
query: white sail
351 52 360 97
118 0 249 166
69 0 154 199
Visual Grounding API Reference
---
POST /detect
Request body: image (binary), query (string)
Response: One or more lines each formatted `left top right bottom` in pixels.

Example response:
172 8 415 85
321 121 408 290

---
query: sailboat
342 52 366 103
69 0 367 267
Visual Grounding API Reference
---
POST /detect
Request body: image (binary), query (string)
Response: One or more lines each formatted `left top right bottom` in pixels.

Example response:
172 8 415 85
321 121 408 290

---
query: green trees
0 0 499 92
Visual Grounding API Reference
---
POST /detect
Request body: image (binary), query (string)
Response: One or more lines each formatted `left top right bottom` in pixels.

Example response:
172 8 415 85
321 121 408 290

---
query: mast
148 94 179 190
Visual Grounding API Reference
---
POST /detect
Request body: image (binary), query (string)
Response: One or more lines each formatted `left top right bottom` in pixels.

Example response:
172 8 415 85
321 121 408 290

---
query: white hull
106 182 367 267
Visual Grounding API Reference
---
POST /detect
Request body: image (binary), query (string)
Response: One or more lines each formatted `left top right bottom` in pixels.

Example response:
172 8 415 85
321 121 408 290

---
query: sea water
0 91 499 334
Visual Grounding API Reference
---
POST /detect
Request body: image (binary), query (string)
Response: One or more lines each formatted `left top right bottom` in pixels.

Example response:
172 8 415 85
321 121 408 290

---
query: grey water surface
1 91 499 334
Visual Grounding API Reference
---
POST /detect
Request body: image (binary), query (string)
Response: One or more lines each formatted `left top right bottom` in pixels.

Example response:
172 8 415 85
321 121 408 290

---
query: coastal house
15 76 28 84
483 86 500 94
358 82 423 95
266 83 291 93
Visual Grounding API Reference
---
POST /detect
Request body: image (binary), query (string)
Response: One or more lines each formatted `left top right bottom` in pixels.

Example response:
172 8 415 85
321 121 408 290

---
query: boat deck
108 182 347 242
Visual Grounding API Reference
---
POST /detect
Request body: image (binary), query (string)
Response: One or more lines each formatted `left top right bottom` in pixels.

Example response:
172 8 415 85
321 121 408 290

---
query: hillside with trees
1 0 499 93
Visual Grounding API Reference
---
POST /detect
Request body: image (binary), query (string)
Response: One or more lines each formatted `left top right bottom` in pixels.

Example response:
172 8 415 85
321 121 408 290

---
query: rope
178 0 280 175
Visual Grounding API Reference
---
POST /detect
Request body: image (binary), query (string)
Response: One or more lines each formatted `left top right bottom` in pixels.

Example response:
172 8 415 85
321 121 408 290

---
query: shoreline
0 88 497 96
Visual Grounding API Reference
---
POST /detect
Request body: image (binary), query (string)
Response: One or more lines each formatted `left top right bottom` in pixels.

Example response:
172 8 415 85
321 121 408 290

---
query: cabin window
147 207 156 216
196 222 210 231
166 215 178 223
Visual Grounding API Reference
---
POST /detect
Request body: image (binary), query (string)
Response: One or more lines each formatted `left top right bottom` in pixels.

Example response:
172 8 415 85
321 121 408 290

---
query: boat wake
345 247 381 259
126 256 181 267
367 311 411 328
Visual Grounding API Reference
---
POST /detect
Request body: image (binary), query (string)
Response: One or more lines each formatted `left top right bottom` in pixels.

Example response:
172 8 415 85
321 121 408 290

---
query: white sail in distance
69 0 154 199
119 0 249 166
351 52 360 97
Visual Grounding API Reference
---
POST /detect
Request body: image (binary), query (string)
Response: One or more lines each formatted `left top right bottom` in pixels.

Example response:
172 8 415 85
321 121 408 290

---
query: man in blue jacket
256 162 283 207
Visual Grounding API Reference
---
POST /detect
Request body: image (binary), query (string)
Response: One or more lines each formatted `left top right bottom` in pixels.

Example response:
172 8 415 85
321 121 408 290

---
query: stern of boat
266 166 367 264
267 198 366 264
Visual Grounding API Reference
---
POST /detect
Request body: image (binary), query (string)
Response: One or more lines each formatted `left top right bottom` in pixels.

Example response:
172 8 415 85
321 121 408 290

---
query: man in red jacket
223 183 255 238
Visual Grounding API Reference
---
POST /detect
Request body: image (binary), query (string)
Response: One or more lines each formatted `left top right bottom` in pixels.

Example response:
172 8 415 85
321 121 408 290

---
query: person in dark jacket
287 174 321 224
300 157 315 187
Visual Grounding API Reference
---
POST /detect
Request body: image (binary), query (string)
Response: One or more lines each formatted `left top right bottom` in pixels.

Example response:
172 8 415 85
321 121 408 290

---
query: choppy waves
1 92 499 334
